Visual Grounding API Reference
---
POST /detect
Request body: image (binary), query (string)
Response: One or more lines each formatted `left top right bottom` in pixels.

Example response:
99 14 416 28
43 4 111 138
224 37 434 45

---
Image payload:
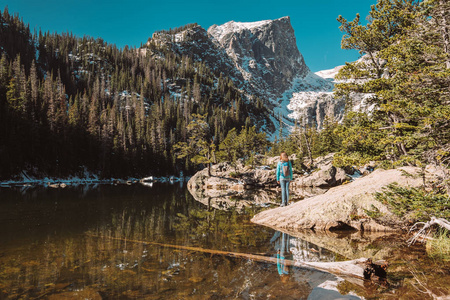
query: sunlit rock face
252 166 441 232
208 17 310 99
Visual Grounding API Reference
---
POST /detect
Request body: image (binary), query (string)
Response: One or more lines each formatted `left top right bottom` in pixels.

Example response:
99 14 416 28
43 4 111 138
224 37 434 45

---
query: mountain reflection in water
0 184 448 299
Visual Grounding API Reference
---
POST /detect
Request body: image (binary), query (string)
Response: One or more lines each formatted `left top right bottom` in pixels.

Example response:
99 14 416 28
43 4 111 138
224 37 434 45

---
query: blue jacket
276 160 293 181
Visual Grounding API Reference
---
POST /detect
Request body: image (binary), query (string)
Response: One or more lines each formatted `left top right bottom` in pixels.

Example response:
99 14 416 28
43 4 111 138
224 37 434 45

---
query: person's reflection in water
270 231 292 277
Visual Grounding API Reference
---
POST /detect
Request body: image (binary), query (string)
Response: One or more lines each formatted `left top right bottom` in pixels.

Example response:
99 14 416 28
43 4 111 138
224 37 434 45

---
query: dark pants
280 179 290 206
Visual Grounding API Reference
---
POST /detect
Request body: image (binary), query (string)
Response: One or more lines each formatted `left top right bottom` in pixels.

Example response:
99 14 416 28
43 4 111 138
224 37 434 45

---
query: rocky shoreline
0 171 188 188
187 155 447 232
187 154 355 204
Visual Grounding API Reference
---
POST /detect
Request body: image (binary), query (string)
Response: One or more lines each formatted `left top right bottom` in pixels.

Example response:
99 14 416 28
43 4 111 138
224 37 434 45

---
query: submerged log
304 257 388 282
86 234 388 282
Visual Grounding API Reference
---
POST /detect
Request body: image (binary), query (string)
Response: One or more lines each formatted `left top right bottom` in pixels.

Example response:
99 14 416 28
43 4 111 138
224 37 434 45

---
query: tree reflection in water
0 185 310 299
0 184 449 299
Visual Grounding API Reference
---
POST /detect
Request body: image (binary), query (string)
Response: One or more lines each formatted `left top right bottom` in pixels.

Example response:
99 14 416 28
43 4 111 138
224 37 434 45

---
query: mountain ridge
147 17 340 136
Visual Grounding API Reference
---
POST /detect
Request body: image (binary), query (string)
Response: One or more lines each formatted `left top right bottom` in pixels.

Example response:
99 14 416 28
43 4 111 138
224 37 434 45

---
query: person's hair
280 152 289 162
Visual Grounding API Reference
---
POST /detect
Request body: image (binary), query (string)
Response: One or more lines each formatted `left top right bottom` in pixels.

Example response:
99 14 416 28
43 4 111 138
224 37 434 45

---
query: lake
0 183 448 299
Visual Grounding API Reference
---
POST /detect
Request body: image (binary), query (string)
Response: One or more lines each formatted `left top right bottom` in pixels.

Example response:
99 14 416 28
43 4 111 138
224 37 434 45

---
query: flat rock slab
251 166 433 232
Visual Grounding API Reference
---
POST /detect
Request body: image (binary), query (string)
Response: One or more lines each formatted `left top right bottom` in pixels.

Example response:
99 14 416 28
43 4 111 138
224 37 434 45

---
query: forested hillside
0 8 266 179
1 0 449 182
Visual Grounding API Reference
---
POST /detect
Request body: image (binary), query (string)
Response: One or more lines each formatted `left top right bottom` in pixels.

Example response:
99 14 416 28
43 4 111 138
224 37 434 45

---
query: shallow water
0 184 448 299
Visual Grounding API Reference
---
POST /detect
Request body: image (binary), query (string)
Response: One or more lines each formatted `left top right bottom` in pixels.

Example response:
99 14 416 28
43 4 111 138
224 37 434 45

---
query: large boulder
293 165 347 188
187 161 278 204
251 166 441 232
291 153 349 189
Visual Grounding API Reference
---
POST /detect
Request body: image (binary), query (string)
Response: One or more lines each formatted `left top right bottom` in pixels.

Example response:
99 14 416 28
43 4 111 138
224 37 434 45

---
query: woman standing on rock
277 152 293 206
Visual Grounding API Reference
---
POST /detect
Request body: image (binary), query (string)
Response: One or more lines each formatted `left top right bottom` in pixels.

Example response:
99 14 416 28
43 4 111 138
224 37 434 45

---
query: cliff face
208 16 310 99
287 91 346 129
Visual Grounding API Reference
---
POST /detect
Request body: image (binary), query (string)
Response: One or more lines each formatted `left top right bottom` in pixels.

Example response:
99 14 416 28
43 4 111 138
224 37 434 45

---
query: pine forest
1 0 450 184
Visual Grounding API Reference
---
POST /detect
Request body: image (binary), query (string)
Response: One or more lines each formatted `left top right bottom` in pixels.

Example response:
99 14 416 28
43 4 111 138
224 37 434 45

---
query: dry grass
426 229 450 261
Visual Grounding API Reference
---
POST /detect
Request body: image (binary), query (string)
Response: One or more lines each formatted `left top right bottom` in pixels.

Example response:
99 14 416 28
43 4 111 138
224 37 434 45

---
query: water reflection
278 228 394 261
189 188 280 212
271 231 291 276
0 184 286 298
0 184 449 299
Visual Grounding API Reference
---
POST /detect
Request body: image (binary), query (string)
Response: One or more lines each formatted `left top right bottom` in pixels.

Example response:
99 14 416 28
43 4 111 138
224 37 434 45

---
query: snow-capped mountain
146 17 343 137
207 17 311 99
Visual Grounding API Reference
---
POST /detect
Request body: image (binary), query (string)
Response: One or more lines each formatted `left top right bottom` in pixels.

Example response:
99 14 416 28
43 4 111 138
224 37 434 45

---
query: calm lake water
0 183 448 299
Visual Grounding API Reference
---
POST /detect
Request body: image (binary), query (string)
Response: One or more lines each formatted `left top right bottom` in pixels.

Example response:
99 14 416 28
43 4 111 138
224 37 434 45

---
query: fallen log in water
86 234 388 282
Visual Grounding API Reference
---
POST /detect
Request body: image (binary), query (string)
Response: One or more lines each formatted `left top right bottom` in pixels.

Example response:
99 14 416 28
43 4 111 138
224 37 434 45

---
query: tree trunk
302 130 314 168
398 142 408 156
438 0 450 69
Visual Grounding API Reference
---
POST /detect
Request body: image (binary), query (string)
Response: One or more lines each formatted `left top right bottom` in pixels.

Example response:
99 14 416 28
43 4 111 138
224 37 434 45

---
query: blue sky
0 0 376 72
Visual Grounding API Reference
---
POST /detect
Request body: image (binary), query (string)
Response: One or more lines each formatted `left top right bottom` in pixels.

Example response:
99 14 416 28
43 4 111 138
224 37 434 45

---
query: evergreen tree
239 126 269 168
334 0 450 168
217 128 240 171
174 114 215 176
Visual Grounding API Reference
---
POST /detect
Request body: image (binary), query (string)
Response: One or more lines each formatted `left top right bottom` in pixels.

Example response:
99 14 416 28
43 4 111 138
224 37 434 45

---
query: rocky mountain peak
207 17 309 99
207 17 290 43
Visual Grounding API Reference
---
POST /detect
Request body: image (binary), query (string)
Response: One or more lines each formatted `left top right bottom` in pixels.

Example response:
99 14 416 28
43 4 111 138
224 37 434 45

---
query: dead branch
408 217 450 246
409 266 448 300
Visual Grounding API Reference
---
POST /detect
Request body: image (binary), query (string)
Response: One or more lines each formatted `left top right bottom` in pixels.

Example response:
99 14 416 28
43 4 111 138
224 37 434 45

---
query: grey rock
291 154 348 188
251 166 442 232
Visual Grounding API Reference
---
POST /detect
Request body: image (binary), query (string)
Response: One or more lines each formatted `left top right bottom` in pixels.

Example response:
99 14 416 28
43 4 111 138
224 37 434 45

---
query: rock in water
251 166 438 232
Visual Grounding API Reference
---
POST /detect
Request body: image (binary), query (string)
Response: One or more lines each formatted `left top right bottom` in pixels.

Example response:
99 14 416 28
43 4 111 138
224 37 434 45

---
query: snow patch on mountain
266 71 336 139
314 58 377 114
315 65 344 81
287 92 334 118
208 19 273 42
